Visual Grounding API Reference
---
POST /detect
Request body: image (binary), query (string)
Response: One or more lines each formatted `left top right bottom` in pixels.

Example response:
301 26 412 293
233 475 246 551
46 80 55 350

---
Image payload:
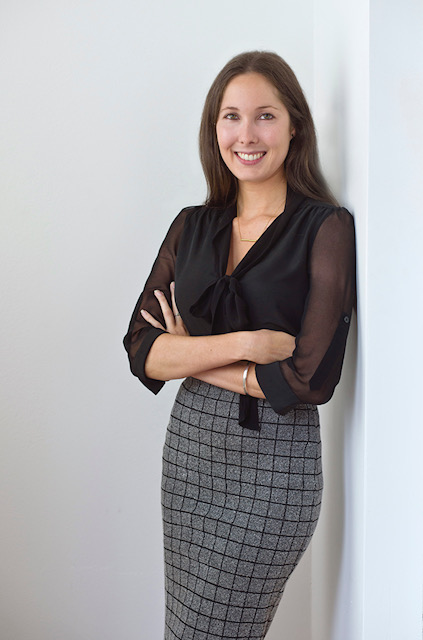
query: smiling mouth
235 152 266 161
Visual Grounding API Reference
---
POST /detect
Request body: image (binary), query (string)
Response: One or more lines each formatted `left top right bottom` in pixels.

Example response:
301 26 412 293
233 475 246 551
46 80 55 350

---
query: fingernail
154 289 161 295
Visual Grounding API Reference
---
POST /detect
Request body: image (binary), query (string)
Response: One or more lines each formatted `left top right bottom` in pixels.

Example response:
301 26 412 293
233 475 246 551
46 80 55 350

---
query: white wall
0 2 316 639
312 1 423 639
365 1 423 637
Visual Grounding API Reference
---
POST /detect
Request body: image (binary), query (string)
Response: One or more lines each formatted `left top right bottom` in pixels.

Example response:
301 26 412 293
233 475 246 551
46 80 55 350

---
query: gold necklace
237 200 286 242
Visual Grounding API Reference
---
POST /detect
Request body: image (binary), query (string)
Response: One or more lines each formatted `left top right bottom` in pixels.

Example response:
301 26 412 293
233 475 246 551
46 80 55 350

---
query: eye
259 113 274 120
223 113 239 120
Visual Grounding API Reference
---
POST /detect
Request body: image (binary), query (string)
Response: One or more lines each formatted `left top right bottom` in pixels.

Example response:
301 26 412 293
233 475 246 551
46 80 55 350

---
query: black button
344 315 350 323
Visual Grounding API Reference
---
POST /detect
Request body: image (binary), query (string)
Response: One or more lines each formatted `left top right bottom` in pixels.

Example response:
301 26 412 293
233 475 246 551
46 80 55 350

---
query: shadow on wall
315 312 358 640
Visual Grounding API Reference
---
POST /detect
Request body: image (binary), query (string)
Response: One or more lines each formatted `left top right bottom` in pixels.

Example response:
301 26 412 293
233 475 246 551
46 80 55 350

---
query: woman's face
216 72 294 187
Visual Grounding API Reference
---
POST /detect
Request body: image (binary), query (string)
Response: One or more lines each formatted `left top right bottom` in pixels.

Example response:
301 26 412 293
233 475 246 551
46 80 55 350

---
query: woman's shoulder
288 195 354 249
302 195 352 219
177 202 235 229
179 203 232 216
298 195 354 232
166 204 204 232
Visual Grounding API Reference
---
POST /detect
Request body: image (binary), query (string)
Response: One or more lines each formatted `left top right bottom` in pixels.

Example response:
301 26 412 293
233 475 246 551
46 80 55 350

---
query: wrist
242 360 252 395
234 331 254 361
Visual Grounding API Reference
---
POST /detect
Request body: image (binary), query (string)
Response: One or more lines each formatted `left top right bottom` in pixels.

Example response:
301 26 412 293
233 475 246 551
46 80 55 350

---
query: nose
238 119 258 145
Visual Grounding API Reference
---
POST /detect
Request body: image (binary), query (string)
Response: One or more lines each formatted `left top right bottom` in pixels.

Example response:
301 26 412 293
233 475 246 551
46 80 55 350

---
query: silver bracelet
243 361 252 396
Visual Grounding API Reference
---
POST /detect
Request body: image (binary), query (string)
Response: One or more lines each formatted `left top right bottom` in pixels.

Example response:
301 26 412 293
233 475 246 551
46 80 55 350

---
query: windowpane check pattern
162 378 323 640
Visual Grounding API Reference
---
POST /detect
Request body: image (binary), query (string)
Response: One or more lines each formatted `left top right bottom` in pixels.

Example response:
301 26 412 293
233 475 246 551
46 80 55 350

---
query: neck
237 173 287 219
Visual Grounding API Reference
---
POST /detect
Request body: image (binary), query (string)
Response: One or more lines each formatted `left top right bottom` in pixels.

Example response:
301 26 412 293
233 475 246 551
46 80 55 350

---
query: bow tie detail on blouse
239 394 260 431
190 274 250 333
190 275 260 431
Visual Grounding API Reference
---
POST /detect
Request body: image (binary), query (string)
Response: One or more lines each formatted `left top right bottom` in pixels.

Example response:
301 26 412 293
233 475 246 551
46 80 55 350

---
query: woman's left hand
140 281 190 336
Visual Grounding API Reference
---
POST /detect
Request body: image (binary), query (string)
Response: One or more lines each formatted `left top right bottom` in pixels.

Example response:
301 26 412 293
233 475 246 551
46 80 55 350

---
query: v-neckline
225 211 283 276
224 190 293 277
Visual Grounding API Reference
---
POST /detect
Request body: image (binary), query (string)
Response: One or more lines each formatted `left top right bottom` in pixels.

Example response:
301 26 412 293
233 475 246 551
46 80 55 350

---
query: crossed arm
140 282 295 399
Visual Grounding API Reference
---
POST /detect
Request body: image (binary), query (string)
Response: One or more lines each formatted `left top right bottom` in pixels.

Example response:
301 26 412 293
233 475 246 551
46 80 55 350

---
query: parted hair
199 51 337 207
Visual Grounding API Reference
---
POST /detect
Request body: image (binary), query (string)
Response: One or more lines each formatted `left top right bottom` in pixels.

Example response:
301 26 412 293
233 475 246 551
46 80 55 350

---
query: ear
291 129 296 139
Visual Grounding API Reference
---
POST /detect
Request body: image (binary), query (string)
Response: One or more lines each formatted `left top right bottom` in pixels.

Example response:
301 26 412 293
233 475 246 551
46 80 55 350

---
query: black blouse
124 188 356 430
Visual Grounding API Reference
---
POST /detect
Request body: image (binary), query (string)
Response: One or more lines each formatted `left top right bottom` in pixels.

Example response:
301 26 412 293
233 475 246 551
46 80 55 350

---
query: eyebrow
220 105 281 111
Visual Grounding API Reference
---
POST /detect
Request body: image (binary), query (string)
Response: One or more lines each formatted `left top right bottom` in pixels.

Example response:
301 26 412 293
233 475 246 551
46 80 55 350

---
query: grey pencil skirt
161 377 323 640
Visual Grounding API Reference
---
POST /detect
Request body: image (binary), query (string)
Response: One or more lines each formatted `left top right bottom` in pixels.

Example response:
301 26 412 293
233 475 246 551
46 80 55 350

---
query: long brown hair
199 51 337 207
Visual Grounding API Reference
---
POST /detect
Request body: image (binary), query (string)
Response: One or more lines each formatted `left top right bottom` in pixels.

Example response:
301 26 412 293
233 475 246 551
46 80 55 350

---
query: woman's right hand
246 329 296 364
140 281 190 337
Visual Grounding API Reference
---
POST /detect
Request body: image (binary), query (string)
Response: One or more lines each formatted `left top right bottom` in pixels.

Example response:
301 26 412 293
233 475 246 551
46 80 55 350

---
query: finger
154 289 176 329
170 282 181 319
140 308 165 331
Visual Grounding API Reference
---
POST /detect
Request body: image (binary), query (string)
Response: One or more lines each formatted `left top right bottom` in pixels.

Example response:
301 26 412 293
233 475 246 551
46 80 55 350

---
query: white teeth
236 152 265 161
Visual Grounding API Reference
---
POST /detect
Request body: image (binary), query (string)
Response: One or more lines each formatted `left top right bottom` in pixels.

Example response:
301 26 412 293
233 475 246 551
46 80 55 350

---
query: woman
124 51 356 640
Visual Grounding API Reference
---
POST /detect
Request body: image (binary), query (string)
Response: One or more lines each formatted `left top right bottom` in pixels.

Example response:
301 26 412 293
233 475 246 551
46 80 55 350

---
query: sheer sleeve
123 207 192 393
256 208 356 413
